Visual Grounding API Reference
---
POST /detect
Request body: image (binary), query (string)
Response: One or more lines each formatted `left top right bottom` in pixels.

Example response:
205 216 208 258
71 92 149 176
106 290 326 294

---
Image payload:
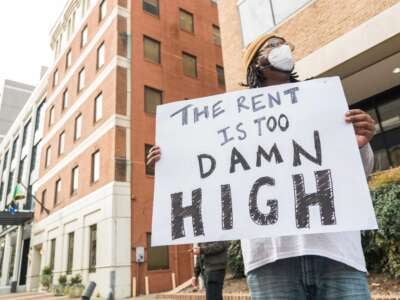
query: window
49 106 55 126
30 144 38 173
45 146 51 168
99 0 107 21
212 25 221 46
17 158 25 183
91 150 100 182
41 189 46 214
179 9 194 33
0 240 4 279
78 68 85 92
58 132 65 155
182 52 197 78
0 182 4 199
147 233 169 270
145 144 155 176
89 224 97 273
6 171 14 196
62 89 68 110
53 69 59 87
11 137 19 161
143 36 160 64
94 93 103 122
74 114 82 140
49 238 56 271
96 42 105 69
67 232 74 274
216 65 225 87
66 49 72 69
143 0 159 16
54 179 61 205
238 0 311 46
81 25 88 48
144 86 162 114
35 100 45 132
71 166 79 195
2 151 8 172
22 120 31 147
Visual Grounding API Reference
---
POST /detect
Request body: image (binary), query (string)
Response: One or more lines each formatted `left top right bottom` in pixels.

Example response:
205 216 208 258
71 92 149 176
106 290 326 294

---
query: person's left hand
345 109 375 148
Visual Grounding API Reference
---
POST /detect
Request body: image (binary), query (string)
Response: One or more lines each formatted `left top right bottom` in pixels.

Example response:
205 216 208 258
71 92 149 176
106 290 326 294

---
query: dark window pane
182 53 197 78
144 36 160 64
377 97 400 131
179 9 194 33
2 151 8 171
89 224 97 273
11 137 19 160
143 0 159 16
145 144 155 176
144 86 162 114
67 232 74 274
50 238 56 271
212 25 221 46
216 65 225 87
35 100 45 131
22 120 31 147
147 233 169 270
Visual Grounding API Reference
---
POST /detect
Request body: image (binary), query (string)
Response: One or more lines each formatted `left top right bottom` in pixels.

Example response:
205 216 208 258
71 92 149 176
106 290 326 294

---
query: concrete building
26 0 224 298
0 76 48 293
0 80 34 143
218 0 400 171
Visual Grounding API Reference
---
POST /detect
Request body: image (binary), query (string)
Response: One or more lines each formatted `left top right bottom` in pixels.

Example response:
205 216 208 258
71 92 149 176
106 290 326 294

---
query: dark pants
205 269 225 300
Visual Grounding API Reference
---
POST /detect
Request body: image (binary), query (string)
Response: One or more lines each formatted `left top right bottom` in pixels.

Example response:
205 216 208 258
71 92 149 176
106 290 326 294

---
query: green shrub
227 240 245 278
40 266 52 289
70 274 82 285
362 182 400 278
58 275 67 286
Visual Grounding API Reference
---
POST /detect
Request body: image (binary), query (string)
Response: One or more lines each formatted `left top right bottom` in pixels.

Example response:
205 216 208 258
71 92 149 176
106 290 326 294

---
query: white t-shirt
241 144 374 274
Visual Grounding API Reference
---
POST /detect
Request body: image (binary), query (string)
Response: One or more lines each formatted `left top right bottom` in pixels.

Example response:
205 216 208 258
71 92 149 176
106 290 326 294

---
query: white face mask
267 44 295 72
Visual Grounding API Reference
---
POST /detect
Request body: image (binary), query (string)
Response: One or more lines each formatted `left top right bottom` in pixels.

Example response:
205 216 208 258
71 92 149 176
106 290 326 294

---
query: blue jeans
247 256 371 300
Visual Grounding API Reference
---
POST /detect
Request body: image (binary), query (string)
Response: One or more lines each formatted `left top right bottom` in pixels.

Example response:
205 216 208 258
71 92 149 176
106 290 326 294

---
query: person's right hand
191 276 198 288
146 145 161 166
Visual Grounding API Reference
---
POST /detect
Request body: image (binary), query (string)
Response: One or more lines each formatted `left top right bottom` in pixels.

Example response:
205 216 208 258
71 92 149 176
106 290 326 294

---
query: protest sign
151 77 377 246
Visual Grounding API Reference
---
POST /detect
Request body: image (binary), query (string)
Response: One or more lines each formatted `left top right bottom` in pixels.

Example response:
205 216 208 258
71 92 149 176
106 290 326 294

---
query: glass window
22 120 31 147
81 26 88 48
45 146 51 168
212 24 221 46
11 137 19 161
2 151 8 171
89 224 97 273
377 98 400 131
145 144 155 176
0 182 4 199
216 65 225 87
30 144 38 172
271 0 311 23
94 93 103 122
54 179 61 205
74 114 82 140
49 238 56 271
182 52 197 78
62 89 68 111
41 189 46 214
179 9 194 33
6 171 14 196
35 100 45 132
53 69 59 87
144 86 162 114
78 68 85 92
71 166 79 195
144 36 160 64
58 132 65 155
147 233 169 270
66 49 72 69
67 232 74 274
97 42 105 69
99 0 107 21
143 0 159 16
17 158 25 183
91 150 100 182
49 106 55 127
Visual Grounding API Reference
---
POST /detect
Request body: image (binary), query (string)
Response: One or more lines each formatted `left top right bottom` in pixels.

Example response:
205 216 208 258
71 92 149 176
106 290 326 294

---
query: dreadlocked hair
240 60 299 88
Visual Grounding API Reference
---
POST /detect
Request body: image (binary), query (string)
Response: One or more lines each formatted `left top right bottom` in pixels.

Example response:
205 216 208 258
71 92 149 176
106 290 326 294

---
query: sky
0 0 67 86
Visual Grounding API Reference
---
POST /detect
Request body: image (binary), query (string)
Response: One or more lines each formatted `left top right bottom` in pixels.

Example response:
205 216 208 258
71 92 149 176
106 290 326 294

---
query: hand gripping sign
151 77 378 246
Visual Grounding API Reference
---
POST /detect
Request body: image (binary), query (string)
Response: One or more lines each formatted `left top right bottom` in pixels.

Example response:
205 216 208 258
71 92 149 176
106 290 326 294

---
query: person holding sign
237 34 376 299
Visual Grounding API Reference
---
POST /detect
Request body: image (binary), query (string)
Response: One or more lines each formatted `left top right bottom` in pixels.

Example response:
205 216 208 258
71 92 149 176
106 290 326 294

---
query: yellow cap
243 33 287 71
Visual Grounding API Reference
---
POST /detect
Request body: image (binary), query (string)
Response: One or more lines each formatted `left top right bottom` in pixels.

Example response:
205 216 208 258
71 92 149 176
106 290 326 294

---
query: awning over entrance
0 212 33 225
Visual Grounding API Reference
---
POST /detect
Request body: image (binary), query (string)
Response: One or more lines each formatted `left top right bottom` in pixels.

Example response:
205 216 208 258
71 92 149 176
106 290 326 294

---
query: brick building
25 0 224 298
218 0 400 171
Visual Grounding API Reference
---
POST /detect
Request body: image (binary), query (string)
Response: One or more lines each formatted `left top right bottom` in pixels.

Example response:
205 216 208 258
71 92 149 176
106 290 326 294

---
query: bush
40 266 52 290
363 181 400 278
58 275 67 286
70 274 82 285
227 240 245 278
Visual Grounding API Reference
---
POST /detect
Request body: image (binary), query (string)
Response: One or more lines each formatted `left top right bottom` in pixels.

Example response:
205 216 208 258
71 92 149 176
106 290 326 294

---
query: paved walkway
0 292 70 300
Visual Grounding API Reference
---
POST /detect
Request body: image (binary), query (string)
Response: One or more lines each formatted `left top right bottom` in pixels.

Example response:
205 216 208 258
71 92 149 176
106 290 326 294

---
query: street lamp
12 183 50 214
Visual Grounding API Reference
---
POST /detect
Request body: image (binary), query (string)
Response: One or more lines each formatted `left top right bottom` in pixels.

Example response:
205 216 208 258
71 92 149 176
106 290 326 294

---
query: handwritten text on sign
152 77 377 246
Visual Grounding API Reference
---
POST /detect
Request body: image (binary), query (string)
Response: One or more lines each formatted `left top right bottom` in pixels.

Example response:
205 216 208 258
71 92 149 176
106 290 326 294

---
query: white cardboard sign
151 77 377 246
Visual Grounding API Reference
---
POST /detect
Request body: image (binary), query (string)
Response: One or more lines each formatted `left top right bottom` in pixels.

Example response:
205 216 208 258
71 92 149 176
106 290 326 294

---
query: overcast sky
0 0 67 86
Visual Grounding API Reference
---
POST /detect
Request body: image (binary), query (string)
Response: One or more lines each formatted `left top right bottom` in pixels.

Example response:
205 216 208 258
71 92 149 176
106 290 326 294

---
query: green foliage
362 183 400 278
227 240 245 278
70 274 82 285
40 266 52 288
58 275 67 286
